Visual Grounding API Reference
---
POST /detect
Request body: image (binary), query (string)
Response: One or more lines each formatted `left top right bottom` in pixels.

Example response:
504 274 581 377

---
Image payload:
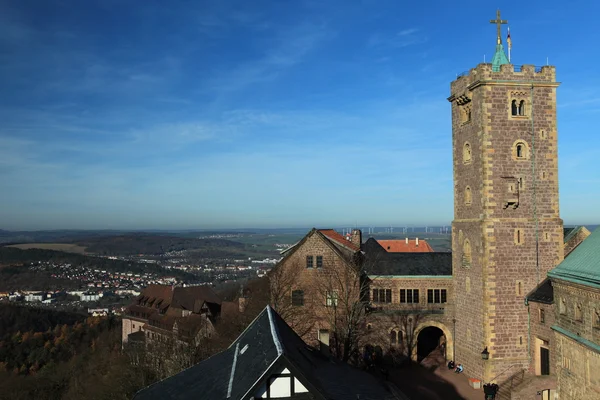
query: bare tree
269 260 319 339
313 256 370 364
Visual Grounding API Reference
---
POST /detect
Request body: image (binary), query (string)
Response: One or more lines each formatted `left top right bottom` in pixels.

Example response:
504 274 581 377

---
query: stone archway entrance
417 326 444 361
413 321 453 363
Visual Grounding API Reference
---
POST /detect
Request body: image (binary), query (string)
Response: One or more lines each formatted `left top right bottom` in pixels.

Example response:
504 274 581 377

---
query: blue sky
1 0 599 230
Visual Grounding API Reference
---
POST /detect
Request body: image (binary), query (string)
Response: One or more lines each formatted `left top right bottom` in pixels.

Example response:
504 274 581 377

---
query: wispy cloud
205 22 332 96
367 28 427 49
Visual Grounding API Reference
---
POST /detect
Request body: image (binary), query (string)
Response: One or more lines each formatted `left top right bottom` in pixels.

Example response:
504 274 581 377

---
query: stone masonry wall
450 62 564 383
549 280 600 398
366 276 455 361
528 301 556 376
121 317 145 343
273 231 360 347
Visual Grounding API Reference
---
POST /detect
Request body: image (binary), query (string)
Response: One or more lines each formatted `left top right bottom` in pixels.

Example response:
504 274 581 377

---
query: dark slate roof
526 278 554 304
549 227 600 287
563 227 575 243
134 306 404 400
363 238 452 276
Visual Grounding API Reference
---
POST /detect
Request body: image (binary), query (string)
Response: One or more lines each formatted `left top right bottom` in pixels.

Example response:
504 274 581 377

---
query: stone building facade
548 229 600 400
448 61 564 383
366 275 455 362
274 231 455 362
274 228 363 349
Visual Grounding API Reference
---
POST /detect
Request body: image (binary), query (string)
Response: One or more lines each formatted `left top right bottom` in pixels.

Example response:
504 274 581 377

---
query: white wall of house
254 367 309 398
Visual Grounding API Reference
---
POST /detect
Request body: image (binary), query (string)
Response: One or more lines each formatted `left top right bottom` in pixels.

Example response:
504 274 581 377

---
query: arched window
513 140 529 160
462 239 472 267
511 100 518 116
390 330 398 345
464 186 472 205
463 142 472 164
519 100 526 116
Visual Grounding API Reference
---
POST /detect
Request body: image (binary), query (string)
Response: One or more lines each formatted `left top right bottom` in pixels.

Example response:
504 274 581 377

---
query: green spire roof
491 43 509 72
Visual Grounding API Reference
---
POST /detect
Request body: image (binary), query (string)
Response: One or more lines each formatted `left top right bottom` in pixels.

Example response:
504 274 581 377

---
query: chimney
416 237 419 246
405 237 409 245
350 229 362 247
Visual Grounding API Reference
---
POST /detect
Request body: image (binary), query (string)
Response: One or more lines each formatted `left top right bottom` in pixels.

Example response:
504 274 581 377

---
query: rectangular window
427 289 447 304
316 256 323 268
539 308 545 324
326 291 338 307
373 289 391 304
291 290 304 306
400 289 419 304
306 255 313 269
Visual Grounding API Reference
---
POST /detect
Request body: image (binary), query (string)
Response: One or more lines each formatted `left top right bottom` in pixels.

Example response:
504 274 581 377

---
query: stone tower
448 12 564 383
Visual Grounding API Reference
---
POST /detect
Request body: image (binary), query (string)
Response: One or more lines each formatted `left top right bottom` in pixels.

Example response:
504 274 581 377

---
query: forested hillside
76 234 246 256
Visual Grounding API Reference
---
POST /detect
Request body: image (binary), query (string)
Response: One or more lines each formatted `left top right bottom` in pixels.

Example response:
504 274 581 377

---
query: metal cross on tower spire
490 9 508 45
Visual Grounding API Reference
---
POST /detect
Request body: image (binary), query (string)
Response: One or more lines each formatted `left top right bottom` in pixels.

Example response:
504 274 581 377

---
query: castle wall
450 63 564 382
528 301 556 376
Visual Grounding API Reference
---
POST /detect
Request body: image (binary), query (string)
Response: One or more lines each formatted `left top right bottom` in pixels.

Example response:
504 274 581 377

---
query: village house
122 284 237 346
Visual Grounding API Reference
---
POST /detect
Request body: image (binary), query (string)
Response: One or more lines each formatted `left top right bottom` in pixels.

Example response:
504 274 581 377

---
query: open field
5 243 89 254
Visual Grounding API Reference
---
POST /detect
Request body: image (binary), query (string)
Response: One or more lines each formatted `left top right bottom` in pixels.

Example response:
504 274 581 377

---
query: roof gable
549 227 600 287
276 228 360 271
133 306 402 400
318 229 360 252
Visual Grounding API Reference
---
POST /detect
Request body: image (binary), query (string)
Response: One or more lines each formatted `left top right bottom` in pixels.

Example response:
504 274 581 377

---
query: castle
273 10 599 400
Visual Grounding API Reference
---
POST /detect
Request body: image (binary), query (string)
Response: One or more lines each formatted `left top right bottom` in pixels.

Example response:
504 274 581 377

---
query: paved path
385 349 487 400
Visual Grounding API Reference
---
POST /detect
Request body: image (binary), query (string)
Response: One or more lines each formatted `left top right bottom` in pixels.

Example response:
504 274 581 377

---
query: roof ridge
266 306 283 356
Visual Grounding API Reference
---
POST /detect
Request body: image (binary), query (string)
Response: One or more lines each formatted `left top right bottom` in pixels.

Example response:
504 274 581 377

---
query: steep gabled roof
278 228 361 267
549 227 600 288
133 306 403 400
318 229 361 252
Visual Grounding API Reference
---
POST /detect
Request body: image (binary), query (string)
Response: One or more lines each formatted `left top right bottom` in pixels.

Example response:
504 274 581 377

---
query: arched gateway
413 321 453 362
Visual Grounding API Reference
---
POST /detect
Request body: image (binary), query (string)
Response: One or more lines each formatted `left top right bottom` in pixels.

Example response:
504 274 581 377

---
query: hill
75 234 246 256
